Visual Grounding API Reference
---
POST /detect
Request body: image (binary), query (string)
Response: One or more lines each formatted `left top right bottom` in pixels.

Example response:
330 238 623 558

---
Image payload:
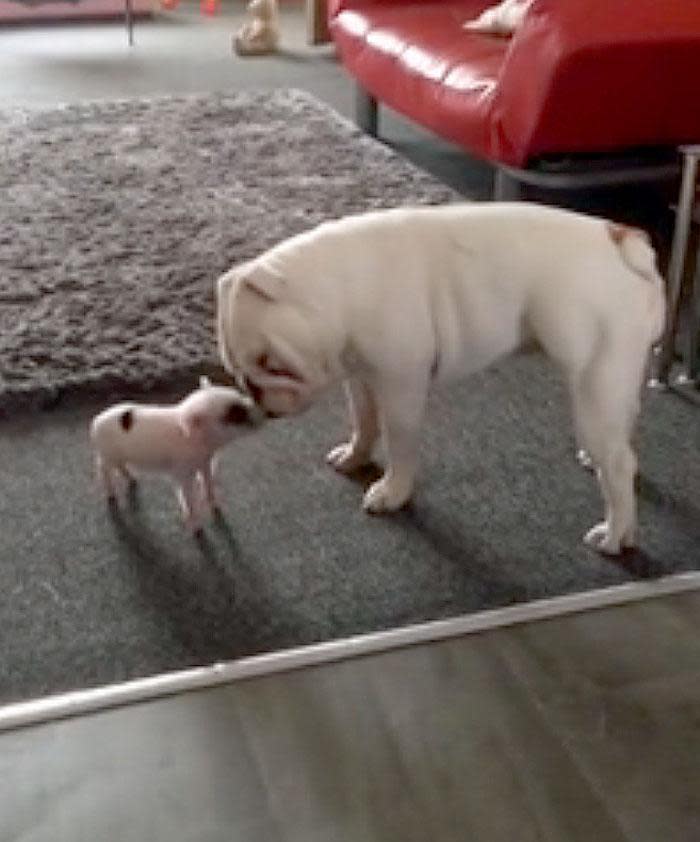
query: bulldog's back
267 203 605 295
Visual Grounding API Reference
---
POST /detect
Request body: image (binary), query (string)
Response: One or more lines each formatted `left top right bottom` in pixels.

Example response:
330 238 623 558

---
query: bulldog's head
215 261 340 417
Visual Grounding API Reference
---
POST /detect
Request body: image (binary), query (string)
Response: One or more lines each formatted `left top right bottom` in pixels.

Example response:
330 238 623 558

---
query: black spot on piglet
121 408 134 431
223 402 249 425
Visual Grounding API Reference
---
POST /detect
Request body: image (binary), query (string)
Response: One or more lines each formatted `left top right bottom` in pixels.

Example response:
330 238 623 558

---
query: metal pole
493 167 524 200
125 0 134 47
355 85 378 137
654 147 699 384
680 240 700 383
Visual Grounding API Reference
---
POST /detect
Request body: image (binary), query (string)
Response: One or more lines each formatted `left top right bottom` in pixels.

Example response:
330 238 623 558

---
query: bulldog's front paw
583 521 634 556
576 448 595 471
327 441 372 474
362 476 412 514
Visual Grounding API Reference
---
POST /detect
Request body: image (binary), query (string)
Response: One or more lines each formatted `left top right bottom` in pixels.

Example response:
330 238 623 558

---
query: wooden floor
2 589 699 841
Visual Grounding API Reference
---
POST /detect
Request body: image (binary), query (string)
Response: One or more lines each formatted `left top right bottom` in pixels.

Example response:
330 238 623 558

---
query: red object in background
329 0 700 168
200 0 220 15
0 0 154 22
160 0 180 8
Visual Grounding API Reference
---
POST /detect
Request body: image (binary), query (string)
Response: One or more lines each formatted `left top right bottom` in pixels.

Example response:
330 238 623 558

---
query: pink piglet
90 376 261 533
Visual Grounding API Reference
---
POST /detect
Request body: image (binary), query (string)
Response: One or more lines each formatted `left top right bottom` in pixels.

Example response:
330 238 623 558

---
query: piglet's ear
179 411 205 440
241 265 284 303
199 375 212 390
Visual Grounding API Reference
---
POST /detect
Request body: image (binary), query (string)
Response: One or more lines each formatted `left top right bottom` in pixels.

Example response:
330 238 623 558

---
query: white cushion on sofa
463 0 533 36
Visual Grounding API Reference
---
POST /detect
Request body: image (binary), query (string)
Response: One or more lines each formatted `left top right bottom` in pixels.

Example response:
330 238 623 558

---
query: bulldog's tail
606 222 666 343
607 222 657 281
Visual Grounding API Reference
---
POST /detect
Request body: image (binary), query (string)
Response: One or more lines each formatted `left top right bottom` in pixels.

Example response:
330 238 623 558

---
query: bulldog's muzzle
243 376 281 419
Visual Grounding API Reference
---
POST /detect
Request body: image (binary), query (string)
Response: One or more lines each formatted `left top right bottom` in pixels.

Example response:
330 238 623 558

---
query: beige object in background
234 0 280 56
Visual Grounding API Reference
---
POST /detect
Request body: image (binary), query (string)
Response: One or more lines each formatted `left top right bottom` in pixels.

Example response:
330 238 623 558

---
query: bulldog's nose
243 377 280 419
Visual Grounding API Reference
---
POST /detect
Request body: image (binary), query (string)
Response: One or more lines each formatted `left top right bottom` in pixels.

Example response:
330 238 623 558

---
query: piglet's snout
220 397 264 429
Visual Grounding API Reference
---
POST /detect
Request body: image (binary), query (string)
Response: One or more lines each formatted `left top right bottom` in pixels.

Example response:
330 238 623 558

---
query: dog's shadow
343 461 668 586
343 460 384 488
339 462 539 604
612 546 666 580
637 473 700 527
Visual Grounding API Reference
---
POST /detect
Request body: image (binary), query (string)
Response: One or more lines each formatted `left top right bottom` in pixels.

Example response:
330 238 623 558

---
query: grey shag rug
0 88 455 414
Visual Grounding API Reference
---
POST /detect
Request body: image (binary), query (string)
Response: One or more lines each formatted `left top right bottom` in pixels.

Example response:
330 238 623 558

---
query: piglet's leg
199 460 219 513
119 464 137 487
176 474 202 533
96 455 116 500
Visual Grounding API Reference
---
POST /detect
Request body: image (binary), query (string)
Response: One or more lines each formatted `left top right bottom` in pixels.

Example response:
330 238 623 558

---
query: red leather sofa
328 0 700 198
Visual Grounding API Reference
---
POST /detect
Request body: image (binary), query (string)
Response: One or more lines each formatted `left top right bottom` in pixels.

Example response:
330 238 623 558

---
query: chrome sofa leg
355 85 378 137
654 147 699 384
493 168 524 200
125 0 134 46
679 244 700 385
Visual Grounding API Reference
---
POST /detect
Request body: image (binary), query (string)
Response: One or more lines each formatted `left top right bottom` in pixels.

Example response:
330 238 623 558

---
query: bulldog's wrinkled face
216 262 336 418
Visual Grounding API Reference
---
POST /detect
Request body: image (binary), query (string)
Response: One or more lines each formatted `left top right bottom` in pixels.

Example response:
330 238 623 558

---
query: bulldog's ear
216 273 236 375
241 264 284 303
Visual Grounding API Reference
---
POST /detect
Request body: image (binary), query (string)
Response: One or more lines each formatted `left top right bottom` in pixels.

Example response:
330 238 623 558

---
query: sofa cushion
331 1 506 160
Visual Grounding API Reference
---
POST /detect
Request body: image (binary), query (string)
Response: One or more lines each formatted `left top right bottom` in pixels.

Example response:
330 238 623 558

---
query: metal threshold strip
1 569 699 734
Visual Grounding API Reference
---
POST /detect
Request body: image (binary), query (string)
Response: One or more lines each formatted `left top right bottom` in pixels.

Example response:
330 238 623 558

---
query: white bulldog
216 203 666 555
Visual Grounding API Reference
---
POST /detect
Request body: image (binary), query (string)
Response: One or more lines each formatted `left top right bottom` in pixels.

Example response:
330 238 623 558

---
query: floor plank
2 592 699 841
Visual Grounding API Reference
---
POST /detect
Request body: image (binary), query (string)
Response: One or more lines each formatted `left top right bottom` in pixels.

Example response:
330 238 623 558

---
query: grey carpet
1 362 699 707
0 88 454 414
0 90 698 707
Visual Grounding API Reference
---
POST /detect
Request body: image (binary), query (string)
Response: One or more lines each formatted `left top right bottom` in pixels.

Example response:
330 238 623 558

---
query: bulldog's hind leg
571 348 645 555
327 378 380 474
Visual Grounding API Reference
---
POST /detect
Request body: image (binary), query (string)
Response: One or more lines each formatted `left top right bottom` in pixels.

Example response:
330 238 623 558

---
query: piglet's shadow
106 489 247 658
210 506 241 555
